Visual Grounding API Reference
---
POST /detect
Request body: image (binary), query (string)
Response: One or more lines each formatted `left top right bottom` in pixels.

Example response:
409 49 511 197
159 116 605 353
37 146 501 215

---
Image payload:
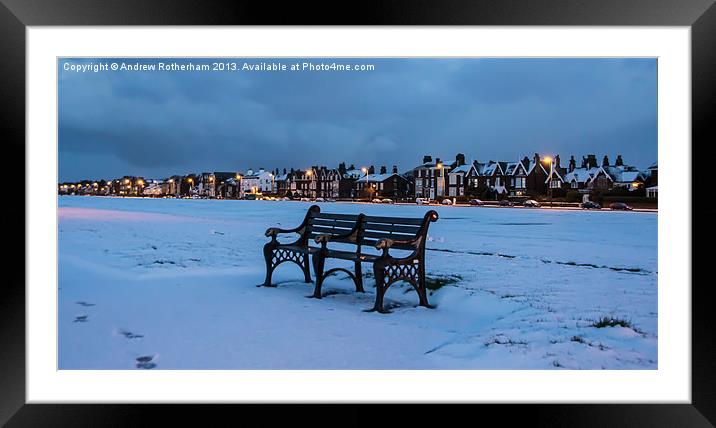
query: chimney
615 155 624 167
435 158 442 167
392 165 398 174
581 156 588 169
555 154 561 169
602 155 609 167
338 162 346 175
522 156 530 170
259 168 265 173
455 153 466 166
380 166 387 174
423 155 432 164
568 156 576 172
533 153 541 166
283 168 287 174
368 165 375 175
587 155 597 169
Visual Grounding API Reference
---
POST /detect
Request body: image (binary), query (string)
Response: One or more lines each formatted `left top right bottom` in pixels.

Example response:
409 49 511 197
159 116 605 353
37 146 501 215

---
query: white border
27 27 690 403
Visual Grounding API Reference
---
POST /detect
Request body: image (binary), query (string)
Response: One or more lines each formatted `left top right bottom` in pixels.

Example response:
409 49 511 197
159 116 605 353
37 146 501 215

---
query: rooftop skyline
59 57 657 182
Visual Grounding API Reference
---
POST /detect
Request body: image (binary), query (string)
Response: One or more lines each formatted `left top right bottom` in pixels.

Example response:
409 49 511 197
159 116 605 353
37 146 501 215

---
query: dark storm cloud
58 58 656 181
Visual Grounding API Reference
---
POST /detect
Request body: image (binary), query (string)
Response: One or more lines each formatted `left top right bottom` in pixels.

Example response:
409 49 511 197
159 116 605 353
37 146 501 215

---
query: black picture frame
2 0 714 425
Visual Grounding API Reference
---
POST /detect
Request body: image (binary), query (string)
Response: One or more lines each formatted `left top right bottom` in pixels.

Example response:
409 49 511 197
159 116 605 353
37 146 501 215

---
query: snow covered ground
58 196 657 370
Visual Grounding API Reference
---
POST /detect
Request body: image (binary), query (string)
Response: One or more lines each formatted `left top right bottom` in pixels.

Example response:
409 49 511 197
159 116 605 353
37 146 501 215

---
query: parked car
581 201 601 209
441 199 453 205
609 202 633 211
523 199 541 208
326 198 336 202
299 197 311 202
469 199 484 206
315 197 325 202
281 197 290 201
381 198 394 204
498 199 514 207
372 199 383 203
415 197 431 205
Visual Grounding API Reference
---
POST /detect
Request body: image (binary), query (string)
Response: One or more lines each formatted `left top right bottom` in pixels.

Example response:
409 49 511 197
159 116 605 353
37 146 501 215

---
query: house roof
449 164 471 174
527 162 548 176
482 162 501 176
563 168 591 183
343 168 364 179
469 161 486 175
604 165 643 183
361 173 401 182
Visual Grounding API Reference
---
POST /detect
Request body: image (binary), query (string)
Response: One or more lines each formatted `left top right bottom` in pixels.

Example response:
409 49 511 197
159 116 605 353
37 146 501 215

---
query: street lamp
542 155 553 207
306 169 314 198
235 174 243 199
361 167 370 200
436 162 444 200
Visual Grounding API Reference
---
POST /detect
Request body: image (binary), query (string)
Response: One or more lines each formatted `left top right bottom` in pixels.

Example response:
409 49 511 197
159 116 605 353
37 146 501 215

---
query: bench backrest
360 211 438 250
306 211 362 244
296 205 439 250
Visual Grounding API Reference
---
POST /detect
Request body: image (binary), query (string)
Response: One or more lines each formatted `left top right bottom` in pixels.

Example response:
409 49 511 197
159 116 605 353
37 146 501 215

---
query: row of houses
418 153 657 200
58 153 658 200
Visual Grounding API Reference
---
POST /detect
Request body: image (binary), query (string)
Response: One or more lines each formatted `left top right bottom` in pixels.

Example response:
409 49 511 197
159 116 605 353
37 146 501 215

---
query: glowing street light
306 169 315 198
543 154 554 207
436 162 445 198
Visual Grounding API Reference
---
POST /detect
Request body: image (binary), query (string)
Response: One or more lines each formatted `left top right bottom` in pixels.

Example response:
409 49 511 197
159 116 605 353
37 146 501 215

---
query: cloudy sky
58 58 656 181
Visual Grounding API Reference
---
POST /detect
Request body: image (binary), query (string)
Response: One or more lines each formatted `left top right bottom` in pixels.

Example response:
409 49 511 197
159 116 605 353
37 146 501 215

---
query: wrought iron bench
312 210 439 313
262 205 440 313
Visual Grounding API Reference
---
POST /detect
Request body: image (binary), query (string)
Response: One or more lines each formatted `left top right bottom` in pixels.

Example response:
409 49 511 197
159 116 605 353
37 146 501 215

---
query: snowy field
58 196 657 370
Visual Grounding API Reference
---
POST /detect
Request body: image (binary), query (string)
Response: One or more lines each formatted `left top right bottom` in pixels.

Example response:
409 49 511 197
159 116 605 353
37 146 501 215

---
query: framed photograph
4 0 715 425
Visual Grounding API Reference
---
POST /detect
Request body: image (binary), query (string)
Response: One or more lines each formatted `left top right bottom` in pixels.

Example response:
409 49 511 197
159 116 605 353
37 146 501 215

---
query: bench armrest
265 226 303 237
314 228 358 245
375 237 421 259
375 237 418 250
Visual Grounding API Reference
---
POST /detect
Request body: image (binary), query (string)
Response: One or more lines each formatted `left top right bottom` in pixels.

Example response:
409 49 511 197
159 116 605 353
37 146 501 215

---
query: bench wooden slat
363 222 421 234
311 225 354 235
362 215 425 225
314 212 361 221
309 233 355 244
311 219 357 229
362 230 416 241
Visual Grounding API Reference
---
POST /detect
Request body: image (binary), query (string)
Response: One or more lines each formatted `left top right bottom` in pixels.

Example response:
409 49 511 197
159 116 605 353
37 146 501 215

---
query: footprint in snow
135 355 157 369
119 329 144 339
74 315 88 323
76 301 96 307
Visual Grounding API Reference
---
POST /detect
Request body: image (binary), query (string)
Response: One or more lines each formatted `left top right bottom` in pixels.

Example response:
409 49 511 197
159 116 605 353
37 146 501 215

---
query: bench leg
302 254 312 283
368 264 389 313
262 244 276 287
417 274 430 307
311 253 325 298
354 261 365 293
